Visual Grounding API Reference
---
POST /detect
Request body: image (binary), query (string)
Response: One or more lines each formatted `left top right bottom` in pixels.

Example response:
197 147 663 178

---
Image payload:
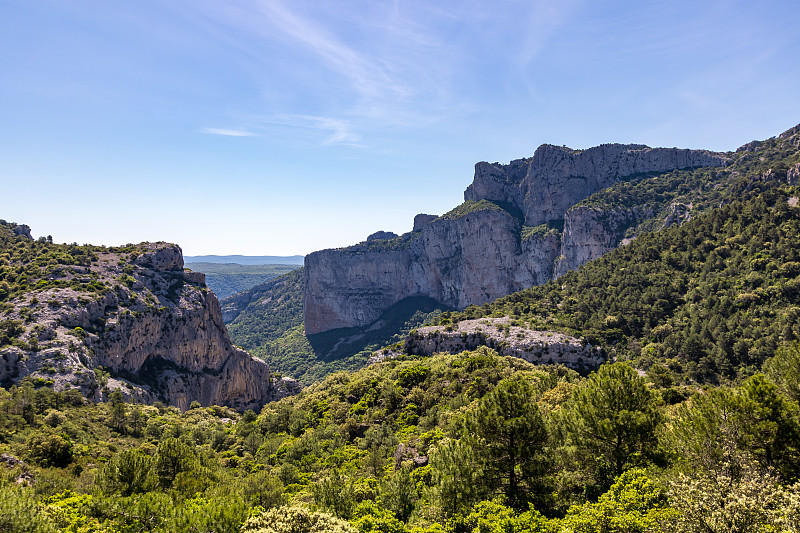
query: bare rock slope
0 237 296 411
403 317 605 371
305 142 728 335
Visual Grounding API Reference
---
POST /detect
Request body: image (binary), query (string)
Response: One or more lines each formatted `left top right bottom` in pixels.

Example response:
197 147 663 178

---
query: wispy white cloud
200 127 256 137
252 2 402 104
262 114 365 147
190 0 578 142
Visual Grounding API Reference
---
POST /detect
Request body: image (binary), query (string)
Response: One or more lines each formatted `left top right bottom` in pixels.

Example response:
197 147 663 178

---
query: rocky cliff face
0 241 297 411
554 206 645 277
465 144 727 226
305 141 729 335
304 208 558 335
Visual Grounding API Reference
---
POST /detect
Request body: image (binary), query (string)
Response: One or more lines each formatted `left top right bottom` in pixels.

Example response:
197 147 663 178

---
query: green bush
26 431 73 468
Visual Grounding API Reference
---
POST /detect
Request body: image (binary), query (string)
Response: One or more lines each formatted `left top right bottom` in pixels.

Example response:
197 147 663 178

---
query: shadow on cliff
306 296 452 362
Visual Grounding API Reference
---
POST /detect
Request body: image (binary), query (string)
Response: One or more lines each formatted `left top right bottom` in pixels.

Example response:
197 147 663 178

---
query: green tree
26 431 73 468
153 437 196 488
312 469 356 519
350 501 406 533
559 469 677 533
562 363 662 492
737 374 800 481
96 448 156 496
671 376 800 483
0 485 57 533
380 465 418 521
764 342 800 403
91 491 248 533
128 405 146 437
465 378 549 510
242 470 285 509
428 438 484 520
452 499 550 533
361 424 398 477
108 389 127 434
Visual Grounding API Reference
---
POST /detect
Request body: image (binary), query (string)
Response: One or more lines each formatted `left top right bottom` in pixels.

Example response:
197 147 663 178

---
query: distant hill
185 262 299 299
184 255 304 265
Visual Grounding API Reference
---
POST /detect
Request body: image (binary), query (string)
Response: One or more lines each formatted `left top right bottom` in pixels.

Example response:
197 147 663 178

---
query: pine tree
465 378 548 509
428 438 484 519
562 363 661 491
108 390 127 434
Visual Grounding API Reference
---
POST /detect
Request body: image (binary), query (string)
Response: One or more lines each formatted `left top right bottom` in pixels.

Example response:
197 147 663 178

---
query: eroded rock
0 242 294 411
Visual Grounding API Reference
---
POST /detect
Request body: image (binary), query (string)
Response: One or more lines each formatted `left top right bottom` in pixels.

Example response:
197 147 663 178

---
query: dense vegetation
224 269 306 350
573 130 799 240
2 345 800 532
0 221 140 310
440 200 509 220
185 262 298 300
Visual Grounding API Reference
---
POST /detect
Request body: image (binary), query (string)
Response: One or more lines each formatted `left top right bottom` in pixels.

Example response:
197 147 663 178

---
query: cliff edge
305 141 728 335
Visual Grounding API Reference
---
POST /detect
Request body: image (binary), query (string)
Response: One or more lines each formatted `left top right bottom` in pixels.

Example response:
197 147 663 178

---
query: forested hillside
2 345 800 532
184 262 298 300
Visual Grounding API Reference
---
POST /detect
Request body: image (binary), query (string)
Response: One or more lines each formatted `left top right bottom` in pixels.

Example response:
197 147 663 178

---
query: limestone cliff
0 239 297 411
554 206 645 277
304 140 729 335
465 143 727 226
304 207 560 335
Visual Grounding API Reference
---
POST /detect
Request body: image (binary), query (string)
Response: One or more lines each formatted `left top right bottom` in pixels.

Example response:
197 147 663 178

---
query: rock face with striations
465 144 726 226
0 238 297 411
304 141 728 335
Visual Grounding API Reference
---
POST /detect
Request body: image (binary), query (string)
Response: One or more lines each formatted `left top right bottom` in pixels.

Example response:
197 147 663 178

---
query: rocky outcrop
367 231 398 241
788 162 800 186
554 206 643 277
465 144 727 226
403 317 605 371
0 241 296 411
12 224 32 239
413 214 438 232
305 140 729 335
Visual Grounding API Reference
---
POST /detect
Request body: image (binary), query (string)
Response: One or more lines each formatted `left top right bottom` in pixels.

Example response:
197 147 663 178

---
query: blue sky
2 0 799 255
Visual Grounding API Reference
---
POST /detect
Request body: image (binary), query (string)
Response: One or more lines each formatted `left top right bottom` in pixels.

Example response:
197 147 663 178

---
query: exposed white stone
404 317 605 370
